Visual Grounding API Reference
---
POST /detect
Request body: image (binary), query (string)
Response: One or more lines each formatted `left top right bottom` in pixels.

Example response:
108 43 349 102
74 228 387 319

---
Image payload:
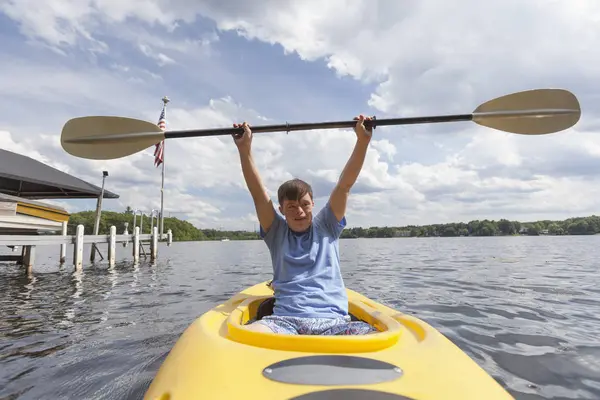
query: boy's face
279 193 314 232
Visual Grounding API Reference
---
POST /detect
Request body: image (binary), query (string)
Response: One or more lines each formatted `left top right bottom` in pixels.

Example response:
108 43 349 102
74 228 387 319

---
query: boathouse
1 148 172 272
0 148 119 234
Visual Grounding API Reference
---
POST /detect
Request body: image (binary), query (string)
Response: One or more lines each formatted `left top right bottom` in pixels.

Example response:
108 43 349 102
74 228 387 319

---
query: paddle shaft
165 113 474 138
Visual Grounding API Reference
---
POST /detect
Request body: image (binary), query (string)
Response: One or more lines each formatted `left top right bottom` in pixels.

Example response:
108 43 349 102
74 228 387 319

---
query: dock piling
23 245 35 275
74 224 84 270
108 225 116 266
122 222 129 247
133 226 140 263
60 221 67 264
151 226 158 261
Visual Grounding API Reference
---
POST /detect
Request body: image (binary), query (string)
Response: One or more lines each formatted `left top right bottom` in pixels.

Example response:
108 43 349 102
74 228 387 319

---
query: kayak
144 281 514 400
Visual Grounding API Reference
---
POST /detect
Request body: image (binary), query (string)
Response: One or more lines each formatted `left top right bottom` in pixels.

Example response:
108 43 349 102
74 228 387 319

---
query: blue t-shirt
260 202 349 318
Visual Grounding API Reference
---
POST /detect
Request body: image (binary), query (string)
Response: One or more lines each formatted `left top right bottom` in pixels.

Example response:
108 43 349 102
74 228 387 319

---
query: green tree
568 220 589 235
498 219 516 235
442 226 456 237
547 223 563 235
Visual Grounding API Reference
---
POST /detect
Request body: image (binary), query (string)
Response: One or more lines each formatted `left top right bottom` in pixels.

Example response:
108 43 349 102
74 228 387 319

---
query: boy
232 115 377 335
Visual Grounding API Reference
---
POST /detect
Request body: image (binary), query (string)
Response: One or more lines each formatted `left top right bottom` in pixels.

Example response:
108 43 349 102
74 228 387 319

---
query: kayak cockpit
225 295 403 353
250 297 367 323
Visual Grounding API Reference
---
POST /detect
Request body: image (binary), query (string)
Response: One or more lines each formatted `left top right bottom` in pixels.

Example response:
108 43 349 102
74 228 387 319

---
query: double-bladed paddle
60 88 581 160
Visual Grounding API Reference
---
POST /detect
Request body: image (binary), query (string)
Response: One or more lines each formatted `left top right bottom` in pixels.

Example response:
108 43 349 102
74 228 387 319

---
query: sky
1 0 599 231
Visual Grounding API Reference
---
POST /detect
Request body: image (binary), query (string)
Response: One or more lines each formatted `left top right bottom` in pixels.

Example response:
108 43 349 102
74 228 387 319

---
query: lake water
1 236 599 399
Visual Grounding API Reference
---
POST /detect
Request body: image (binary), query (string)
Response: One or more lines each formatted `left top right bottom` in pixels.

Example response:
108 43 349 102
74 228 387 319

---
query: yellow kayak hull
144 281 514 400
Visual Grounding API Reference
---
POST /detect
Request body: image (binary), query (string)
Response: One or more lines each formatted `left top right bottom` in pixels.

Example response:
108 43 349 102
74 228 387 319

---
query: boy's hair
277 178 313 205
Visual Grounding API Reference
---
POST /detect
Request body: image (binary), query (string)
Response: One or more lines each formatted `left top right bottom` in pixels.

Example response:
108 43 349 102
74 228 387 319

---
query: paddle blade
61 116 165 160
472 89 581 135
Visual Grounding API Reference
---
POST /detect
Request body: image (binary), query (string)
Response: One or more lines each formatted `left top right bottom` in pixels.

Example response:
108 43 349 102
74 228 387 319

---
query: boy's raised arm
233 122 276 233
329 115 373 222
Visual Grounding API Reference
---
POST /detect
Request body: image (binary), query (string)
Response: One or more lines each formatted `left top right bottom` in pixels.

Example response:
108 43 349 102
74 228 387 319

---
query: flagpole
159 95 169 240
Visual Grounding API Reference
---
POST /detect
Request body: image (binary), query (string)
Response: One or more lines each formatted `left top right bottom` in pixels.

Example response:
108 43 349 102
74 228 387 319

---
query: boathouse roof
0 148 119 199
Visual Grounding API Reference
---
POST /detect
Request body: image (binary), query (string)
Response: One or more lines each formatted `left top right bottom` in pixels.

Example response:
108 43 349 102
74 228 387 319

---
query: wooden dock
1 146 177 275
0 223 173 275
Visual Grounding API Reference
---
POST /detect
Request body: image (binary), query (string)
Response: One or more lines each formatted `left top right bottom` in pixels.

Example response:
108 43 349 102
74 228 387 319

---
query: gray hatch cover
262 355 402 386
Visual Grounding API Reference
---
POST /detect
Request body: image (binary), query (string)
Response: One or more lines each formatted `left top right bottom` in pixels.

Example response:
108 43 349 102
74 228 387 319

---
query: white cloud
1 0 599 231
138 44 176 66
0 0 108 53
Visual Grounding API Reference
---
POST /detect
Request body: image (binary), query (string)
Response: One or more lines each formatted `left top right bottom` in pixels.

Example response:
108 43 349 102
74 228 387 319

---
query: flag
154 106 166 167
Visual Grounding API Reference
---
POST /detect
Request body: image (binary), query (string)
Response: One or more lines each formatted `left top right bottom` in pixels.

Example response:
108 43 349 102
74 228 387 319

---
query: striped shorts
251 314 377 335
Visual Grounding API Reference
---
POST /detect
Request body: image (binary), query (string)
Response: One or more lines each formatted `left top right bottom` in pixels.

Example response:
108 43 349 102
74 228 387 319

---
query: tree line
66 208 599 242
66 208 260 242
340 215 600 238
